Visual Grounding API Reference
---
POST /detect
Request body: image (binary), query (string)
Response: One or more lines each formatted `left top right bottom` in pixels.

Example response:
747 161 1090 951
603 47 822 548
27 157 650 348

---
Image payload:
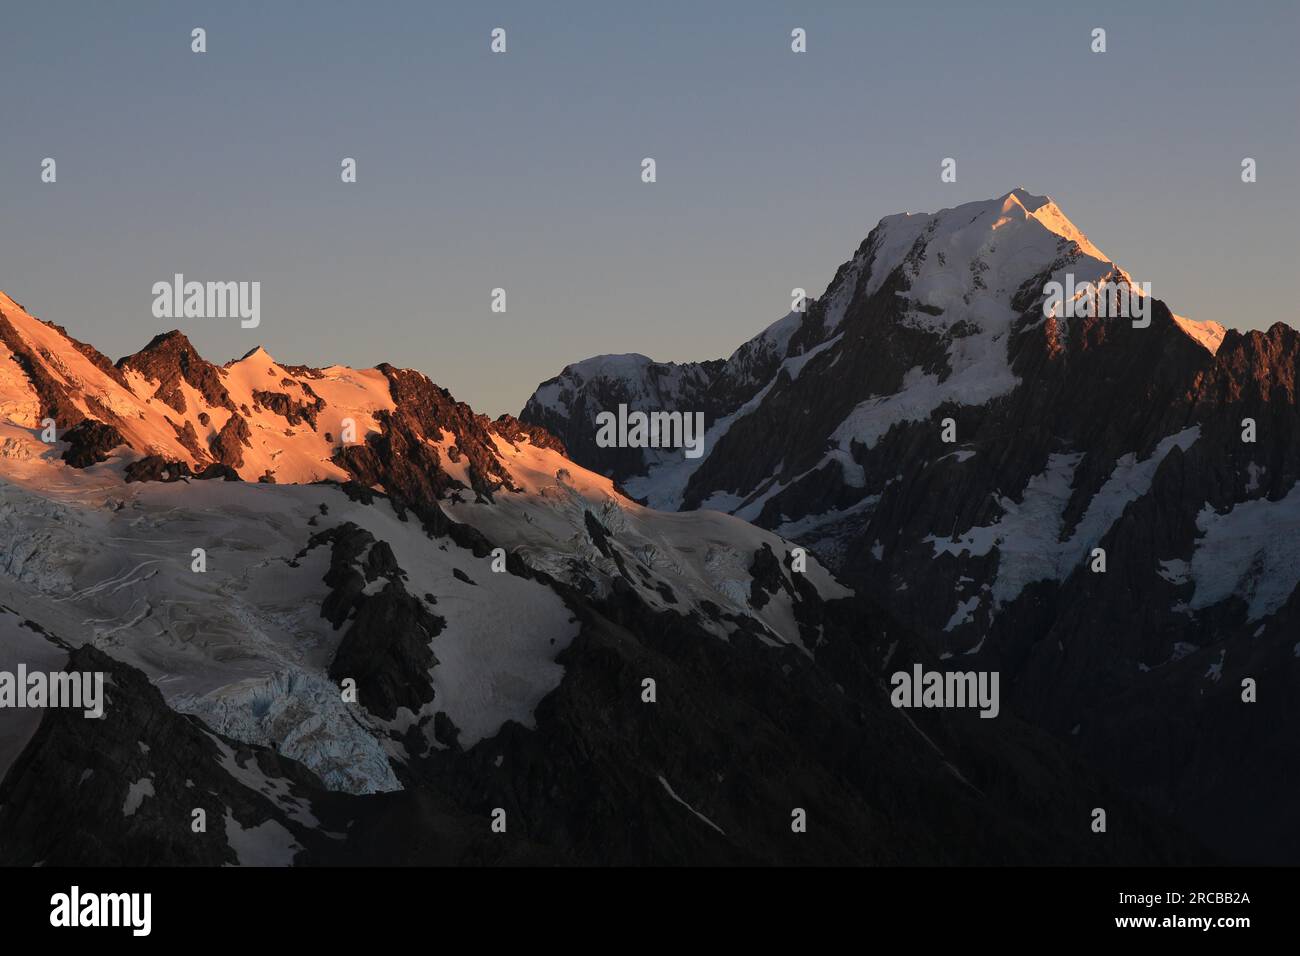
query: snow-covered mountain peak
556 352 657 382
528 351 718 422
864 188 1117 307
523 188 1250 530
1001 186 1052 212
229 344 278 368
1014 191 1108 262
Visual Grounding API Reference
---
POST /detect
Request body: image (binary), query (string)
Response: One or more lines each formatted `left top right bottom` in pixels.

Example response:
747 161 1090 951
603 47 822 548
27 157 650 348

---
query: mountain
0 285 1204 865
521 188 1300 864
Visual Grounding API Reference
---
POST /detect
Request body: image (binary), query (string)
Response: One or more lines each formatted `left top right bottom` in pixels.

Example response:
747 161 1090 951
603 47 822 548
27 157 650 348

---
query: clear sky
3 0 1297 415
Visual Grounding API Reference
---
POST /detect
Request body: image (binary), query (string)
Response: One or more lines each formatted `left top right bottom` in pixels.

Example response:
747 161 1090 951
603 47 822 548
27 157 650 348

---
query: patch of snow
1188 484 1300 620
210 734 320 828
1245 461 1264 494
122 777 155 817
926 451 1082 606
657 775 725 835
222 809 302 866
1204 649 1226 682
943 595 980 632
925 427 1200 609
1157 559 1190 586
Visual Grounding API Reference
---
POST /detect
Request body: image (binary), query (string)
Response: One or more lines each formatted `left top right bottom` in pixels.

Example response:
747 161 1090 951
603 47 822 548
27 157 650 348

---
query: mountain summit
522 190 1299 863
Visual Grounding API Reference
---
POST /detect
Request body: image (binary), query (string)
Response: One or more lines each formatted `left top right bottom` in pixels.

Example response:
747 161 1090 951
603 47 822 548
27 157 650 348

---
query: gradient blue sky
3 0 1297 415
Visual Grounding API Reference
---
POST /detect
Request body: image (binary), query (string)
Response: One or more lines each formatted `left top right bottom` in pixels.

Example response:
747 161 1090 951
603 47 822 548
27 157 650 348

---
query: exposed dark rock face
209 413 252 469
123 457 242 483
59 419 127 468
583 509 614 558
747 542 788 610
124 455 193 483
279 363 326 380
308 522 445 721
116 330 236 414
167 417 209 463
332 365 522 527
254 388 324 429
330 577 441 721
491 413 568 455
195 462 241 481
